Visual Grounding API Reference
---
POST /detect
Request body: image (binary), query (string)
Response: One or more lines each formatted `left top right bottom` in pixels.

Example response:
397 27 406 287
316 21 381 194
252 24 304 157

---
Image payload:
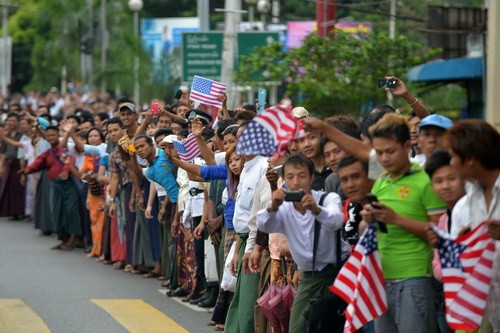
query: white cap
292 106 309 119
162 134 178 144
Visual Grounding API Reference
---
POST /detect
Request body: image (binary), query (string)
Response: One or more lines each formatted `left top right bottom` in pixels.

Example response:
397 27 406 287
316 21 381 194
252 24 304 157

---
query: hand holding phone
365 193 388 233
174 90 183 100
151 101 159 117
378 78 397 89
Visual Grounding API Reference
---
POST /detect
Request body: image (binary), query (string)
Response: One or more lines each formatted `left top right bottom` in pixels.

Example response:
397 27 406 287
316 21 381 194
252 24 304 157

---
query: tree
237 31 439 116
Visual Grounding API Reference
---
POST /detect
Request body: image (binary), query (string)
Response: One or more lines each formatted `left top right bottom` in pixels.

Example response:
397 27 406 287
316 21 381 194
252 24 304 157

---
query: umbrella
257 284 283 332
269 283 296 333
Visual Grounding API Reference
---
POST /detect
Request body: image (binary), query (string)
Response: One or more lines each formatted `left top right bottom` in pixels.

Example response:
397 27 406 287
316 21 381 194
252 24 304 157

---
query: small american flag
330 223 387 333
434 222 495 331
172 133 200 162
189 76 227 108
236 105 304 157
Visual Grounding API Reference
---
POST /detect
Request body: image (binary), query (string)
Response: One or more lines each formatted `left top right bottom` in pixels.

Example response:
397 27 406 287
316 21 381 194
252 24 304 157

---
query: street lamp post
244 0 258 23
128 0 143 106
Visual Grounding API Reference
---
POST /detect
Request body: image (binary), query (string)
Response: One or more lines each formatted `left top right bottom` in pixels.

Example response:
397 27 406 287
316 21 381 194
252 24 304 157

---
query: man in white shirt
257 154 349 333
445 119 500 331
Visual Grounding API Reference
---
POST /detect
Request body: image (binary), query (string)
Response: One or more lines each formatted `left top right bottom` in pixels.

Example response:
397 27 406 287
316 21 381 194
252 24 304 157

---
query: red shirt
25 146 71 180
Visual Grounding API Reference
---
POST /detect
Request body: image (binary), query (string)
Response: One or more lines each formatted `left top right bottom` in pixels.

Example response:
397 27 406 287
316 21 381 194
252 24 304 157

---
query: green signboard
182 32 224 82
237 32 280 81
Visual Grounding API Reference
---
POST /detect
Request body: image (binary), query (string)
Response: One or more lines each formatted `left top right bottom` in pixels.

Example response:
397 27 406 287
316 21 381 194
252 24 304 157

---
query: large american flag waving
236 105 304 157
330 223 387 333
434 222 495 331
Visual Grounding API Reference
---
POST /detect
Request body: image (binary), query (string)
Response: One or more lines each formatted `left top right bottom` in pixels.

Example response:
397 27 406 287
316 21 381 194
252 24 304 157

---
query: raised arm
135 111 153 136
386 76 430 119
0 131 23 148
166 150 202 178
191 124 215 165
302 117 371 163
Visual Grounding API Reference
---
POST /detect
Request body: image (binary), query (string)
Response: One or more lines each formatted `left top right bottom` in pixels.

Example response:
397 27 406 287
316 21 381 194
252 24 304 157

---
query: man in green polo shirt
361 113 446 333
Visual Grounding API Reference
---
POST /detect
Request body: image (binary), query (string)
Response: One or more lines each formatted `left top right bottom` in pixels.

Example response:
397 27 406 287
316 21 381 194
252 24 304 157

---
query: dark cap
118 102 137 114
186 109 212 125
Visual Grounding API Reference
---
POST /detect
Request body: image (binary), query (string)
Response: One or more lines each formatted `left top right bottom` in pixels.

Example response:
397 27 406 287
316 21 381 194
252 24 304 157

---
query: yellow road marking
0 299 51 333
92 299 188 333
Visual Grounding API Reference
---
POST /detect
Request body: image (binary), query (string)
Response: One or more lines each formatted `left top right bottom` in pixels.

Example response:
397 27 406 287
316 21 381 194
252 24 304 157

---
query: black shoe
189 292 209 305
167 287 188 298
198 288 218 308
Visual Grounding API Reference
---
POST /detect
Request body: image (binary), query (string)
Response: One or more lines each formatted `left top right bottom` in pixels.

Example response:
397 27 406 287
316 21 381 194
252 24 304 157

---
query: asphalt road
0 218 216 333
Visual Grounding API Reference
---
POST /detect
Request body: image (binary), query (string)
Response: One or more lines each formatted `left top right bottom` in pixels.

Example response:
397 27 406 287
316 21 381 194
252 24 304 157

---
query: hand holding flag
433 222 496 331
189 76 227 108
330 223 387 333
236 105 305 157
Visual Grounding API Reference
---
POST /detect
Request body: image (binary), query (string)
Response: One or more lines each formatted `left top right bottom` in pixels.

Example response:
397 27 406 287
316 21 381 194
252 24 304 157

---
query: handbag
303 193 347 333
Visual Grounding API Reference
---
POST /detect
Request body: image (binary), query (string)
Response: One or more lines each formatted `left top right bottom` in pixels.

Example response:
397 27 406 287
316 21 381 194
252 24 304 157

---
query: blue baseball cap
419 114 453 131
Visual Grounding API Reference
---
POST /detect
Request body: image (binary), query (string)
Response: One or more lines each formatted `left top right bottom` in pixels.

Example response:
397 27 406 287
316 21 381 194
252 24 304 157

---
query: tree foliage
237 31 439 116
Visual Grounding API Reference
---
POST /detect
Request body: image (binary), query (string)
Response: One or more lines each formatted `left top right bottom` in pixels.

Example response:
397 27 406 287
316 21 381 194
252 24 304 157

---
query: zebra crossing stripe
92 299 188 333
0 299 51 332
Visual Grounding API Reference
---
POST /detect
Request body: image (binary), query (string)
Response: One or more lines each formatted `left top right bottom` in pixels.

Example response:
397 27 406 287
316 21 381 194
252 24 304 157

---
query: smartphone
174 89 183 100
257 88 266 114
151 101 159 117
378 78 397 89
365 193 388 233
271 165 283 174
284 191 304 202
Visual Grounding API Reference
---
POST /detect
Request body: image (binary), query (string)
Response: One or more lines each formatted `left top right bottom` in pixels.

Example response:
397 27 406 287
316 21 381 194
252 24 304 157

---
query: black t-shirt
344 201 362 245
311 166 332 191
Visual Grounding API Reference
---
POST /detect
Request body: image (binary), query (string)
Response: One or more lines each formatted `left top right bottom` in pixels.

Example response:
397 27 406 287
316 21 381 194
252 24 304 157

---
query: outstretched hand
384 76 409 97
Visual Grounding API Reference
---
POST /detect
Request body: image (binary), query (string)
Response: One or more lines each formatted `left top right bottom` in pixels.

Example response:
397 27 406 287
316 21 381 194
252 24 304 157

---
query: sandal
113 261 125 270
207 321 217 326
161 280 171 288
143 271 161 278
124 264 133 273
215 324 224 331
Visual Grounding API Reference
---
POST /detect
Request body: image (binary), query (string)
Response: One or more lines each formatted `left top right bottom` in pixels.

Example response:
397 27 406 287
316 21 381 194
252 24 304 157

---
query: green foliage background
3 0 483 115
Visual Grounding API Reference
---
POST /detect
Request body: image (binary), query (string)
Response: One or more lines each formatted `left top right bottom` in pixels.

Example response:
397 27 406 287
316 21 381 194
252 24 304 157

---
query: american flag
236 105 304 157
434 222 495 331
172 133 200 162
330 223 387 333
189 76 227 108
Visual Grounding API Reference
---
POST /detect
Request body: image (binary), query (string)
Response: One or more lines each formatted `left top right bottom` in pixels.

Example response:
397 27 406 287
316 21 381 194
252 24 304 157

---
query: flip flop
142 271 160 278
214 324 224 331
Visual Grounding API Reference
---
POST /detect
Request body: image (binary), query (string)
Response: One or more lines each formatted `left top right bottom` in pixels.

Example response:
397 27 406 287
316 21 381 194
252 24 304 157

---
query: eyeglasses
190 118 203 124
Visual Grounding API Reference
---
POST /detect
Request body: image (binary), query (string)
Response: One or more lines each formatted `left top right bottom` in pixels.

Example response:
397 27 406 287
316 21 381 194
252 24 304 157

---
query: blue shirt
144 149 179 203
99 155 109 168
200 163 234 229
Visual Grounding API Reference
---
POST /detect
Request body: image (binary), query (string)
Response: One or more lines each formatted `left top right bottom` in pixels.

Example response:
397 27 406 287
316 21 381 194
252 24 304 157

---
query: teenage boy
424 149 466 333
257 154 350 333
298 130 330 190
23 126 82 250
361 113 446 333
414 114 453 166
337 155 374 246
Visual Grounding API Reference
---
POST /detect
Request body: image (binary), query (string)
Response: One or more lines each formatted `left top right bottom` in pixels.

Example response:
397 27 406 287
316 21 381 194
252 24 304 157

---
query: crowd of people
0 77 499 333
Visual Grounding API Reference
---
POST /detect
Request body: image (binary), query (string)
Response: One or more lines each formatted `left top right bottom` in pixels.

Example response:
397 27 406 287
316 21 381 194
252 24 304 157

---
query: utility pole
1 4 8 98
197 0 209 32
220 0 242 108
316 0 335 37
100 0 108 94
387 0 396 105
0 1 14 98
87 0 94 91
486 0 500 128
